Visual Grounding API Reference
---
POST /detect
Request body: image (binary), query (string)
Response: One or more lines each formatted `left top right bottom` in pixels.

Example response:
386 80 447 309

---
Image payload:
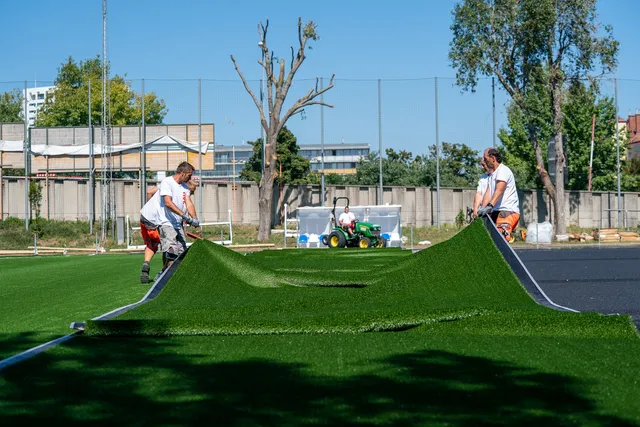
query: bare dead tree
231 17 335 241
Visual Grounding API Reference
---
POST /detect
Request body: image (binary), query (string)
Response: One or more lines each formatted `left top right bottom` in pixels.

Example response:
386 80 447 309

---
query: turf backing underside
85 221 639 339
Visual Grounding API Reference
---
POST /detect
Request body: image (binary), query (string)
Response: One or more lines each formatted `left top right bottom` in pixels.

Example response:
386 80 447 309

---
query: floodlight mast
100 0 114 243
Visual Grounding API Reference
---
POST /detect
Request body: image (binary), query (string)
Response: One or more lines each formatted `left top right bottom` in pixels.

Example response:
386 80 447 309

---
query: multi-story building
624 114 640 159
207 143 370 180
299 143 370 175
22 86 55 127
203 145 253 180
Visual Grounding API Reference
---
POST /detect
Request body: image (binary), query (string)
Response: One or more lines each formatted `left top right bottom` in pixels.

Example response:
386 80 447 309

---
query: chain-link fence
3 76 640 234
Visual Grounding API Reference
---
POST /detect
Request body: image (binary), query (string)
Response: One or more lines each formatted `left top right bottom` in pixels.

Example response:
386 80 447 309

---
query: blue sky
2 0 639 156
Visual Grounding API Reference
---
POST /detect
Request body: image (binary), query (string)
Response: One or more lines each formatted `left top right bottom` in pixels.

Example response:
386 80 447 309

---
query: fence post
228 208 233 244
320 77 325 207
24 80 29 231
141 78 146 210
284 203 288 249
492 77 496 148
88 79 94 234
198 78 203 220
378 79 383 205
435 77 441 229
614 78 621 228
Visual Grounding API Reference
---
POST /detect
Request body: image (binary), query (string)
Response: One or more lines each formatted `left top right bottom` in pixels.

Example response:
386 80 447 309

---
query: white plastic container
526 221 553 244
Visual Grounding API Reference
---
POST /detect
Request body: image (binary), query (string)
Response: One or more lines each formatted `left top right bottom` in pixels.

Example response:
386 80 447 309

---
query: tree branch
280 74 335 127
230 55 268 132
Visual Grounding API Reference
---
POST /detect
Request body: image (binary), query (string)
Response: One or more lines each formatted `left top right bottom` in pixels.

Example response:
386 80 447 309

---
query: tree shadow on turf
0 337 635 426
0 332 64 361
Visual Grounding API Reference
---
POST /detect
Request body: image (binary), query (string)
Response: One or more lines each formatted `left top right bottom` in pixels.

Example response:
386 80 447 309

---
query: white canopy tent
0 135 210 156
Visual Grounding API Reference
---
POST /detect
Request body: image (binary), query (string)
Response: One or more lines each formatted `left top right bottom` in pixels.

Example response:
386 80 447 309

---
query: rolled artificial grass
86 220 580 337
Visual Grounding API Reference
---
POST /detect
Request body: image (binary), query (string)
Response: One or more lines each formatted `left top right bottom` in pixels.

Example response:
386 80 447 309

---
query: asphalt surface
516 247 640 328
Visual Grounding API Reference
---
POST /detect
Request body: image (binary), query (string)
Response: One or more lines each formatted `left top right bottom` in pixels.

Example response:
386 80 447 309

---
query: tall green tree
449 0 618 234
499 80 621 191
563 82 619 191
0 89 23 122
428 142 482 187
240 126 312 185
351 149 431 187
350 144 481 188
36 56 167 127
231 18 335 240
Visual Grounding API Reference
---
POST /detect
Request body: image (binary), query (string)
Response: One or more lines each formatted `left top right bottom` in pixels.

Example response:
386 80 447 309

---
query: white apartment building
22 86 54 127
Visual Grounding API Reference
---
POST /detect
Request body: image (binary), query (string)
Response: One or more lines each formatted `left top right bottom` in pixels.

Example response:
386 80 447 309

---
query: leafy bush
455 209 466 229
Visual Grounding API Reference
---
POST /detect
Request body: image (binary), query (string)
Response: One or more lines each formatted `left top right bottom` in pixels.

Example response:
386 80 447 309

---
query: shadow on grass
0 336 634 426
0 332 63 361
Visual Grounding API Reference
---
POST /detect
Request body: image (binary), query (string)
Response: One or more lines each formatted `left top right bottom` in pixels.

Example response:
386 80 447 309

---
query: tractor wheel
321 235 329 246
359 237 372 248
328 231 346 248
375 237 387 248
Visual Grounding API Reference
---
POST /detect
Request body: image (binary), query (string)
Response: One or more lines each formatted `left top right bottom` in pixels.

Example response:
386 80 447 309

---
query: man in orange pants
477 148 520 243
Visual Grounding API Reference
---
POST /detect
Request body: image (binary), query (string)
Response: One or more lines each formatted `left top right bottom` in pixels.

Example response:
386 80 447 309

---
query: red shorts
495 211 520 243
140 223 160 252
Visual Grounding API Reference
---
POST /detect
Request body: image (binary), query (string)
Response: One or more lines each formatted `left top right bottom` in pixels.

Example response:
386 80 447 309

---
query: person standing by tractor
477 148 520 242
473 158 494 219
338 206 356 238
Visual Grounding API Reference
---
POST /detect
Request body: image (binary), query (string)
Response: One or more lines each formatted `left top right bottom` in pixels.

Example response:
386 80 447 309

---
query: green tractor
322 197 387 249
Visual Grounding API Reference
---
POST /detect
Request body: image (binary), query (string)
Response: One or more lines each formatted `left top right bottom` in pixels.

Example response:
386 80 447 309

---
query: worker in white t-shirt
338 206 356 237
139 180 198 284
473 158 494 218
477 148 520 242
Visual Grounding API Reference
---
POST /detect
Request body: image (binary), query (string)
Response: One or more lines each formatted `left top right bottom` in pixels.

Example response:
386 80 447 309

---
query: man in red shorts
138 177 198 284
477 148 520 243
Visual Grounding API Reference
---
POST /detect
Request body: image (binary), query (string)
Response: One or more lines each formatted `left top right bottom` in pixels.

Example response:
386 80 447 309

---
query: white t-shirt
489 163 520 213
339 211 355 226
476 173 490 196
158 177 190 228
140 184 191 226
140 189 162 225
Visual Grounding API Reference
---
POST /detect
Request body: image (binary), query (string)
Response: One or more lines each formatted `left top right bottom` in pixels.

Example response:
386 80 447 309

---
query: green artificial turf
0 254 155 359
86 221 558 336
1 322 639 425
3 221 640 423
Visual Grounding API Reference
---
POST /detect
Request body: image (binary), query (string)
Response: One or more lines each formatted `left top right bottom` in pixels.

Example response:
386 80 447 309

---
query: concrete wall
1 176 637 229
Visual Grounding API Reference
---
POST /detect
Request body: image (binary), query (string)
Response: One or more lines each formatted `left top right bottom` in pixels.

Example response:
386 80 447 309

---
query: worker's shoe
140 261 151 284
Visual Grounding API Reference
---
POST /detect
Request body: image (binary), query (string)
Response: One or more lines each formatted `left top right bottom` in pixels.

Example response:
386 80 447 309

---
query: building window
38 93 45 100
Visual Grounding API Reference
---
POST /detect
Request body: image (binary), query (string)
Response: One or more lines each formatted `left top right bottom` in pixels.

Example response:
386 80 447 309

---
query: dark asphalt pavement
516 247 640 327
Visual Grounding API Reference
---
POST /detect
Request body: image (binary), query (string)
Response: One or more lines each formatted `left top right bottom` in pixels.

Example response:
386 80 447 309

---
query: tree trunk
530 127 557 215
257 172 275 241
257 133 278 241
551 84 567 235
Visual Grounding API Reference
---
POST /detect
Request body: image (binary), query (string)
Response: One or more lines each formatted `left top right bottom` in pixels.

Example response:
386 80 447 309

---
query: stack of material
579 233 595 242
619 231 640 242
593 228 620 242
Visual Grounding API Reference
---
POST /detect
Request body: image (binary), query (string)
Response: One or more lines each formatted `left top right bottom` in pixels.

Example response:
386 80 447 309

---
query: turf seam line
0 249 188 370
0 332 80 371
483 217 579 313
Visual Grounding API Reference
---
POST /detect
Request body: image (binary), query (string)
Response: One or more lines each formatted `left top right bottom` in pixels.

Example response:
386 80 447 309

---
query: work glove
189 217 200 228
477 203 494 217
181 213 191 224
